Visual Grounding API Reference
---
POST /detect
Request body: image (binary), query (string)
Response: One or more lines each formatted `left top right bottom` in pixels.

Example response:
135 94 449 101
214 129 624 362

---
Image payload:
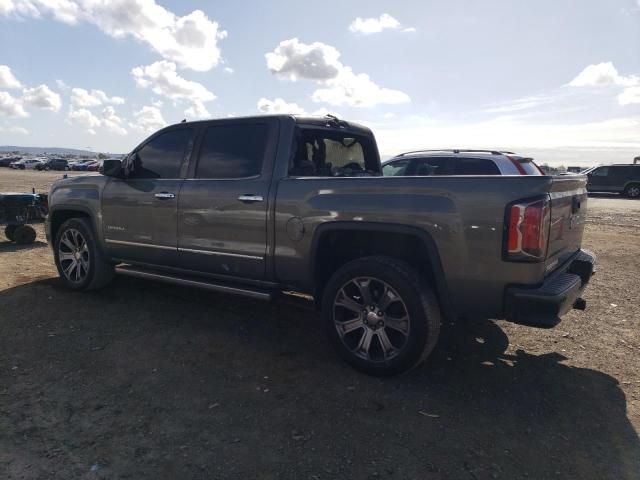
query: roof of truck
172 114 372 135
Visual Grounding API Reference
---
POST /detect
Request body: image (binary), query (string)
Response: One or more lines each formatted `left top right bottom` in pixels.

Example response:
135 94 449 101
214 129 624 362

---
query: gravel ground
1 169 639 479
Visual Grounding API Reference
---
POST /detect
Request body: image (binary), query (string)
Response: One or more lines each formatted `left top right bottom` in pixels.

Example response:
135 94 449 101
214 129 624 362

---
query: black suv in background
586 164 640 198
36 158 70 171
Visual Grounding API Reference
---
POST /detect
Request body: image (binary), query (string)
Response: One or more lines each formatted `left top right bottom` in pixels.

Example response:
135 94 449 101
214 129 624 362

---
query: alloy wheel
333 277 410 362
58 228 90 283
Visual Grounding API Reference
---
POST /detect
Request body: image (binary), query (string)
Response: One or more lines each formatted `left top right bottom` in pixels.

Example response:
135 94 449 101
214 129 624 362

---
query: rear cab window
289 126 380 177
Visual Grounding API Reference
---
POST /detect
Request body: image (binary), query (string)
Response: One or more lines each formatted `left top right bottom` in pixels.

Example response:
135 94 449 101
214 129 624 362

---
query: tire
13 225 36 244
4 224 18 241
322 256 441 376
624 183 640 199
54 217 114 290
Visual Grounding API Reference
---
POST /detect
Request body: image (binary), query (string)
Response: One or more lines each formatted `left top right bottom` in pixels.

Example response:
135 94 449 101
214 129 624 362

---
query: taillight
505 197 550 261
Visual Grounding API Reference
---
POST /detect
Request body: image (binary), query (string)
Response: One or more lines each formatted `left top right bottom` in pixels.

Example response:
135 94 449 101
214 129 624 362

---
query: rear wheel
54 218 114 290
13 225 36 244
322 256 441 376
4 225 18 241
624 184 640 198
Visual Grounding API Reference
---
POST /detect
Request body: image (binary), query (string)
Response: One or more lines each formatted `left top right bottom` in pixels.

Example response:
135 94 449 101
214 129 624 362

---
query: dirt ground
1 169 639 480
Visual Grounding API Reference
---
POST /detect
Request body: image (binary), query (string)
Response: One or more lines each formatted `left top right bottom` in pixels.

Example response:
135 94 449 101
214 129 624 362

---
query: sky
0 0 638 166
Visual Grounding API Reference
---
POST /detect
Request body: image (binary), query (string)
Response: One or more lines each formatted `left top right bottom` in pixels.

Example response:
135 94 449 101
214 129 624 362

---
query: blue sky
0 0 638 165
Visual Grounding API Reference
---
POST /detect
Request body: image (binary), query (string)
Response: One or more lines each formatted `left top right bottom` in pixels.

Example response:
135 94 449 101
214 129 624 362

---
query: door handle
154 192 175 199
238 194 264 203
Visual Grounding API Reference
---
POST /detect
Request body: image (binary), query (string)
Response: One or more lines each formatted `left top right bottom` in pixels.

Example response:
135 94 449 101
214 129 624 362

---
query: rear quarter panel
274 175 562 319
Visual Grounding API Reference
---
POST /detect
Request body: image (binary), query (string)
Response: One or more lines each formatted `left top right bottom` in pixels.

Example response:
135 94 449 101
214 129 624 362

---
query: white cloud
568 62 638 87
0 0 227 71
223 67 234 74
618 86 640 105
22 84 61 111
184 100 210 119
132 60 215 103
67 104 127 135
0 125 29 134
70 87 124 107
266 38 341 81
68 106 100 134
257 97 307 115
266 38 410 108
101 106 127 135
0 91 27 117
348 13 406 34
0 65 22 89
131 105 166 134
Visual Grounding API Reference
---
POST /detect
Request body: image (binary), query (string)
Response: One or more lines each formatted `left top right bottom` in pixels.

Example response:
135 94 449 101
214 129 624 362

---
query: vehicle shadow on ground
0 276 638 479
0 239 48 251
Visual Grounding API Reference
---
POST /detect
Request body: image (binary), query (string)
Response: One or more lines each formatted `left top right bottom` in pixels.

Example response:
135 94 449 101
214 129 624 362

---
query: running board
115 265 274 301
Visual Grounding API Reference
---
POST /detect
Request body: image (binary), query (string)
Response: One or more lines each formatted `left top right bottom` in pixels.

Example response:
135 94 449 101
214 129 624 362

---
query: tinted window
591 167 609 177
196 124 268 179
382 160 410 176
454 158 500 175
413 157 450 175
130 129 193 179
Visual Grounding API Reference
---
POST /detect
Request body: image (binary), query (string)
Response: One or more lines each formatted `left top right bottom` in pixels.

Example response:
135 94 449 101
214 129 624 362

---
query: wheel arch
49 206 97 245
310 222 455 320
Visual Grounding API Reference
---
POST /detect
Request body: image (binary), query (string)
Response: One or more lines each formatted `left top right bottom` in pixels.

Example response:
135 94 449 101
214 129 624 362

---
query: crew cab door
102 127 195 265
177 119 277 279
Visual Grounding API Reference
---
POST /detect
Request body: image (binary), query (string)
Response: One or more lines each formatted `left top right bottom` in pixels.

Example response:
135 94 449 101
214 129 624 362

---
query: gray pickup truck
47 115 595 375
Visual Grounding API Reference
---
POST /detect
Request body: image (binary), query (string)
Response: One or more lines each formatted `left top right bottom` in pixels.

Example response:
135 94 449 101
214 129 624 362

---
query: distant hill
0 146 122 156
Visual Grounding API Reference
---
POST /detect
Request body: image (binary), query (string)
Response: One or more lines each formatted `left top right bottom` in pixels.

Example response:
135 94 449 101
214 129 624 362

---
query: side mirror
101 159 123 177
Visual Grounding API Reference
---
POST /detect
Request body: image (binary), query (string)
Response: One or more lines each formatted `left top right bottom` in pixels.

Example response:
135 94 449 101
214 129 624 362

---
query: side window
382 160 410 176
196 124 268 179
129 129 193 179
454 157 500 175
414 157 450 176
591 167 609 177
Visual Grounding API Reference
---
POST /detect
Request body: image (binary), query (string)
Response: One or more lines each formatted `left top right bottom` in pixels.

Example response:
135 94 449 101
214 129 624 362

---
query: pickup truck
46 115 595 376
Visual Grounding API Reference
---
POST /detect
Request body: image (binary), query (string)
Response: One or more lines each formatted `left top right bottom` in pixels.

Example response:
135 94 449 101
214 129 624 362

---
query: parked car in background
586 164 640 198
0 156 21 168
21 159 45 170
382 149 544 176
87 160 102 172
9 159 25 169
71 160 97 171
36 158 70 171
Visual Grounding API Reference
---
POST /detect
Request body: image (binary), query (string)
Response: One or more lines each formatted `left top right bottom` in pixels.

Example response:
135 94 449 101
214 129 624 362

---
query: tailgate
545 175 588 274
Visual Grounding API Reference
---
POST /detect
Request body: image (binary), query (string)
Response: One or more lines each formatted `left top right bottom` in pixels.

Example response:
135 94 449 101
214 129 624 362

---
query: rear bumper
504 249 596 328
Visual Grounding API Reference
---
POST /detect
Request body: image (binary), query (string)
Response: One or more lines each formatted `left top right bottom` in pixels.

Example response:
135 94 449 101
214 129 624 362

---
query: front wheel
322 256 441 376
54 218 114 290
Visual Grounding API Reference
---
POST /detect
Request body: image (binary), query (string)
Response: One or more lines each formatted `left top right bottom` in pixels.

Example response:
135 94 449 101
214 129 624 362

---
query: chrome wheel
628 186 640 198
333 277 410 362
58 228 90 283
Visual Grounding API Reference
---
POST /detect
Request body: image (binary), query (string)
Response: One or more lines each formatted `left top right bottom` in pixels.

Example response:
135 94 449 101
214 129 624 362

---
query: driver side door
102 127 195 266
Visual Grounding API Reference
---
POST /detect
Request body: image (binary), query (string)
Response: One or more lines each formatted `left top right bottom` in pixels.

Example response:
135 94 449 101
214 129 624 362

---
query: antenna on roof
181 119 186 123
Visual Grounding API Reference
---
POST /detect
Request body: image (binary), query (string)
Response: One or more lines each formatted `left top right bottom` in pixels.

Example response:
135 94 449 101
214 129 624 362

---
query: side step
115 265 275 301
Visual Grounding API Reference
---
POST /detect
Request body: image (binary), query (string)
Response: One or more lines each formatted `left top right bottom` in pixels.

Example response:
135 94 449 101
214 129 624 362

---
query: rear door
177 119 277 279
102 127 195 265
